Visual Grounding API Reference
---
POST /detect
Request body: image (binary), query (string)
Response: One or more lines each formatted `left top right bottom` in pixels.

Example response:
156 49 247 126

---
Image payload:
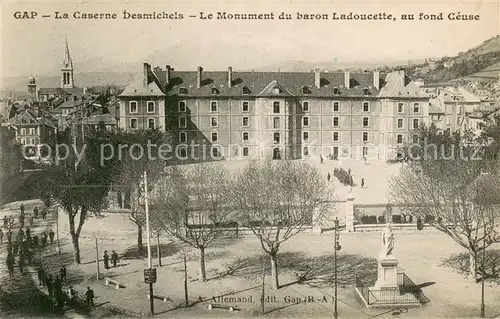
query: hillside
417 35 500 83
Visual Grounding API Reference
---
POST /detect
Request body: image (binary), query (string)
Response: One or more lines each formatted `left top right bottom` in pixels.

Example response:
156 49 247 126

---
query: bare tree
390 127 500 281
233 160 334 289
150 163 234 282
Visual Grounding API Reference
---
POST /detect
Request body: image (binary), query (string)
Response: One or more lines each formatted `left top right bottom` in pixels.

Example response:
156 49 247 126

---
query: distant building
119 64 430 161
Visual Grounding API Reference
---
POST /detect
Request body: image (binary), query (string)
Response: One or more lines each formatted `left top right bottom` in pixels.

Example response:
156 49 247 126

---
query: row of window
178 86 376 97
175 145 251 158
21 138 37 145
129 101 156 114
397 118 420 129
19 128 39 135
129 118 156 129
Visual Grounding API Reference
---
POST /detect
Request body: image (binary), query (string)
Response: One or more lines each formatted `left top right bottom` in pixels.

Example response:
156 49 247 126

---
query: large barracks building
118 63 430 161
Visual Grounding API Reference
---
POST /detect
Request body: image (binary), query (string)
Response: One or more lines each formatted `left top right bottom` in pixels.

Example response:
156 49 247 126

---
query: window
179 87 188 95
333 87 340 95
446 116 452 125
333 101 340 112
273 117 280 129
129 101 138 113
178 146 187 158
21 138 26 145
20 128 26 135
273 87 281 94
413 119 419 129
412 135 419 144
333 132 339 142
397 134 403 144
211 87 219 95
179 116 187 128
362 147 368 156
362 132 369 142
210 101 218 112
129 118 138 129
243 147 249 157
303 101 310 112
242 116 249 127
29 128 35 135
397 118 404 129
413 103 420 113
147 101 155 113
242 86 251 95
211 132 218 143
363 102 370 112
363 88 370 96
397 103 404 113
242 101 249 112
147 118 155 129
179 132 187 143
303 146 309 156
242 132 249 142
303 117 309 127
274 132 280 144
333 117 339 127
363 117 369 127
333 146 339 157
303 132 309 142
273 101 280 113
178 101 186 112
302 86 310 95
210 117 218 127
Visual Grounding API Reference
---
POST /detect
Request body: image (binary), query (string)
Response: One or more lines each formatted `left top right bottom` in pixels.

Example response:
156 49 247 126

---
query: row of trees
390 122 500 281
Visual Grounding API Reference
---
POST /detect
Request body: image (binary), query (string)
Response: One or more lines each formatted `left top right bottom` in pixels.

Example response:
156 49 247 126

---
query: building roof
429 98 445 114
38 87 85 95
441 86 481 104
118 75 165 97
75 113 117 125
379 70 428 98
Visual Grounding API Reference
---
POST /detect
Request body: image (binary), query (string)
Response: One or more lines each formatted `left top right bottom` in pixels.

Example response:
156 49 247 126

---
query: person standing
25 227 31 241
0 228 3 244
6 229 12 244
19 214 25 229
6 252 15 278
327 172 331 182
41 208 47 221
20 204 25 216
25 248 33 266
361 178 365 188
32 235 39 248
33 206 39 219
111 250 118 268
45 274 53 297
85 286 95 307
3 216 8 228
38 266 45 286
53 276 62 308
103 251 109 269
41 232 48 246
29 215 34 227
18 228 24 241
48 229 55 244
60 265 67 281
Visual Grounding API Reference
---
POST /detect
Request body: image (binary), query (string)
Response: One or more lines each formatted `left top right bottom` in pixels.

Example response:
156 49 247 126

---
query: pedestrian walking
38 266 45 286
45 274 53 297
19 214 25 229
41 232 48 246
17 228 24 241
6 229 12 243
327 172 331 181
20 204 25 216
25 248 33 266
85 286 95 307
41 208 47 220
6 253 15 278
111 250 118 268
18 255 24 274
49 229 55 244
320 154 324 164
361 178 365 188
34 206 39 219
3 216 8 228
0 228 3 244
103 250 109 269
60 265 67 281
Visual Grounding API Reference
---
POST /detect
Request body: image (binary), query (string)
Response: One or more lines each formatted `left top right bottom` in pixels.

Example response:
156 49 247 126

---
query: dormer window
242 86 251 95
302 86 311 95
363 88 370 96
179 87 188 95
211 87 220 95
273 86 281 94
333 87 340 95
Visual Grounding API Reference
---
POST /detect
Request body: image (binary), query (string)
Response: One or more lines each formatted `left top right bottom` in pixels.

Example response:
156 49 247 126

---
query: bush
424 214 435 223
378 216 385 224
392 215 402 224
416 217 424 230
360 215 378 224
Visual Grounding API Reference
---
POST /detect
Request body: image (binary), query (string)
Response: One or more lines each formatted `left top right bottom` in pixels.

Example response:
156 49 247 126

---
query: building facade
119 64 431 161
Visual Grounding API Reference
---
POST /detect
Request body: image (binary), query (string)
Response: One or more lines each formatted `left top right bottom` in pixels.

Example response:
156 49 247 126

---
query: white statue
380 223 395 257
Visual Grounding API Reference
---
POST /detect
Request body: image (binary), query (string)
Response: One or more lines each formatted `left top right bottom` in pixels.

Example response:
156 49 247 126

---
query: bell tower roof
62 37 73 70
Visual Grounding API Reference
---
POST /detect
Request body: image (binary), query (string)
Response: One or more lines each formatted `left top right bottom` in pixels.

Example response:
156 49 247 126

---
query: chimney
166 65 172 85
143 63 149 88
83 87 87 94
373 71 380 90
344 70 350 89
314 69 321 88
228 66 233 88
197 66 203 88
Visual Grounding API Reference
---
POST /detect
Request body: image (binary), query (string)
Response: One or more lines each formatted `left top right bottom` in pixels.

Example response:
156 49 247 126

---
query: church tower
61 38 75 88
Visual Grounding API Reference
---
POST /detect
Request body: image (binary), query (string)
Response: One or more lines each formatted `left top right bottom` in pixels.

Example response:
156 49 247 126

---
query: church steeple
61 37 75 88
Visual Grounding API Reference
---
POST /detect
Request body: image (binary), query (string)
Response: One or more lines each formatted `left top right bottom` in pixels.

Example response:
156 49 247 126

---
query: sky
1 0 499 78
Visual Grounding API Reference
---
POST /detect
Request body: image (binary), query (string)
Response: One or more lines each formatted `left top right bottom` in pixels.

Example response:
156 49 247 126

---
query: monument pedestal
374 255 399 290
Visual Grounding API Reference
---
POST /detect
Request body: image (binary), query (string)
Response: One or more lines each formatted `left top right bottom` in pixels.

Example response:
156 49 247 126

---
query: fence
397 272 430 304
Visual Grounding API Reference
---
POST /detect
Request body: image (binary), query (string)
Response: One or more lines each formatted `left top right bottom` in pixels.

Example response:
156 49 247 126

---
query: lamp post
333 217 341 319
480 230 486 318
143 171 154 315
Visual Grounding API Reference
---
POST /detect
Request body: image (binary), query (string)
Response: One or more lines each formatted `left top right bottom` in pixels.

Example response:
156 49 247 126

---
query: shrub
424 214 435 223
360 215 378 224
392 215 402 224
416 217 424 230
378 216 385 224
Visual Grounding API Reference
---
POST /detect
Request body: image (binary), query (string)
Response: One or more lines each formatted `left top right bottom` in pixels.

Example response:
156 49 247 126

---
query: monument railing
354 273 370 303
398 272 430 305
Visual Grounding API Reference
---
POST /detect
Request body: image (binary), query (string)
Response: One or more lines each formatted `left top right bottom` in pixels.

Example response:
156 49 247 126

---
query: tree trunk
270 253 279 289
199 247 206 282
137 224 144 256
156 233 162 267
469 250 477 282
68 213 81 264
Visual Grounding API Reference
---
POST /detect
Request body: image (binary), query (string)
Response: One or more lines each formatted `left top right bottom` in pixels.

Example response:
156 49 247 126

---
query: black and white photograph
1 0 500 317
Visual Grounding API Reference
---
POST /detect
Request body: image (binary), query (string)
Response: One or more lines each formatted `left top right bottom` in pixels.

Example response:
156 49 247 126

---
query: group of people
103 250 119 269
327 169 365 188
37 264 68 309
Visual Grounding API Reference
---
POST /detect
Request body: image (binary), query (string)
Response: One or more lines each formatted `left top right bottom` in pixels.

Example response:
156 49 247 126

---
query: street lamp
141 171 155 316
333 217 341 319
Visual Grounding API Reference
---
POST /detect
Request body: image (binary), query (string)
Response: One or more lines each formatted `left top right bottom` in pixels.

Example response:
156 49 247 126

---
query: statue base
374 255 399 290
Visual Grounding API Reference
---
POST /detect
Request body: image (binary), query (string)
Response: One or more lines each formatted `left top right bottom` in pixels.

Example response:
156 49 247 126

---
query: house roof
75 113 117 125
39 87 85 95
379 70 429 98
118 75 165 97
